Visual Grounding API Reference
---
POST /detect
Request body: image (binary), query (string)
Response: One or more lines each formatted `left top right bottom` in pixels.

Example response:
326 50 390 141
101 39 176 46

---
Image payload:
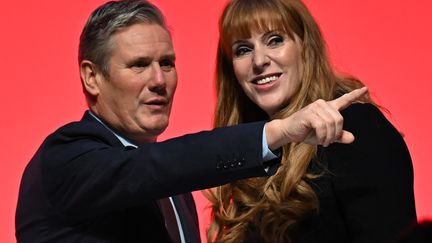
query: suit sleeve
41 120 277 221
326 104 416 243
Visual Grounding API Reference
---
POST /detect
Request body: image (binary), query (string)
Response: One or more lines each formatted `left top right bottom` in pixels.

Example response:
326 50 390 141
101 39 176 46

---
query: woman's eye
233 46 251 57
268 35 284 47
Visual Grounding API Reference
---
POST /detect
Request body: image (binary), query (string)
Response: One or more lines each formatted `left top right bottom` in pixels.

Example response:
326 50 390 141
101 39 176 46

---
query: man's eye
160 59 175 71
233 46 251 57
268 35 284 47
131 61 150 69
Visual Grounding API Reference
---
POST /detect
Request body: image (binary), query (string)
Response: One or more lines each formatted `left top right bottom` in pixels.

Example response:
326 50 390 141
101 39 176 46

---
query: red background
0 0 430 242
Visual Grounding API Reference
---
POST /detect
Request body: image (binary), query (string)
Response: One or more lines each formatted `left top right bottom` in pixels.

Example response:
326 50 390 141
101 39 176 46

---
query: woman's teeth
255 75 278 85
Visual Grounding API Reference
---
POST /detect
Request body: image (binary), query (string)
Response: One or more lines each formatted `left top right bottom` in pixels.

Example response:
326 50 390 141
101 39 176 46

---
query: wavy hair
207 0 372 242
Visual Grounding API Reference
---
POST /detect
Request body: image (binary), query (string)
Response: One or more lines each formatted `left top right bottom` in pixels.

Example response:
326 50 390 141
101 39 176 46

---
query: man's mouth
144 98 169 110
145 98 168 105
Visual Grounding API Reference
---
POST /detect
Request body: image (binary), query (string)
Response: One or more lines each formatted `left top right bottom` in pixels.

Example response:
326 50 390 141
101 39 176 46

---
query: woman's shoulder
341 102 383 122
340 103 396 135
325 102 411 170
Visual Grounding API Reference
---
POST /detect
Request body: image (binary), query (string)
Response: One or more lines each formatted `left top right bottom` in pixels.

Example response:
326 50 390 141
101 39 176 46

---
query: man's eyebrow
159 53 176 61
125 56 152 66
125 53 176 65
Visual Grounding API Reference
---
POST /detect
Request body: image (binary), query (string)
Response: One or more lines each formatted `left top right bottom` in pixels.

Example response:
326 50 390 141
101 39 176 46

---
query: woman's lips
250 73 282 91
252 74 280 85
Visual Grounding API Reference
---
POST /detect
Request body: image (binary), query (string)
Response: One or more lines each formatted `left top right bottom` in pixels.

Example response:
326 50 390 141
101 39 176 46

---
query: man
15 1 368 242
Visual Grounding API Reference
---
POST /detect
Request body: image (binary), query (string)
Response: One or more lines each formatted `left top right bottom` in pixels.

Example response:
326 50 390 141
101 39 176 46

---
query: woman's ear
80 60 103 96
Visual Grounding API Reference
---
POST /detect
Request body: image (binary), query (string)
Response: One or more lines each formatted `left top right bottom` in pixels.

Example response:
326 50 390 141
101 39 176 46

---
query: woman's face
231 29 302 116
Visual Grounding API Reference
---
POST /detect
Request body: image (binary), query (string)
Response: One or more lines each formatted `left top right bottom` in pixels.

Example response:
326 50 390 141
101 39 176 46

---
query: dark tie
158 197 181 243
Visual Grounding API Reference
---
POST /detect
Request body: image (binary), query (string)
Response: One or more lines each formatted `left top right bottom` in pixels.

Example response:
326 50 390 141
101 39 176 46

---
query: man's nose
149 63 167 94
252 46 270 73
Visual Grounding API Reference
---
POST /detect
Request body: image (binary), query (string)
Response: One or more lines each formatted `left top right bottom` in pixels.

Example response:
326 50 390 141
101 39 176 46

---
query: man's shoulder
44 111 116 146
50 110 101 133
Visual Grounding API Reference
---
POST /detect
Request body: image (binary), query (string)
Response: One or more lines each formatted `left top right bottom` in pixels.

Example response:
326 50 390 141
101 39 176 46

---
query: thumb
336 131 355 144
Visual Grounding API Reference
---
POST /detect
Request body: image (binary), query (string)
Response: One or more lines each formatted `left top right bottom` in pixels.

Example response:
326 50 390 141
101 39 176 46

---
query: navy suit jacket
16 111 278 242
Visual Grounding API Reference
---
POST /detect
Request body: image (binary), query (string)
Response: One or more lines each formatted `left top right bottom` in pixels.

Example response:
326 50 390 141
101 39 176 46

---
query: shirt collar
88 110 138 148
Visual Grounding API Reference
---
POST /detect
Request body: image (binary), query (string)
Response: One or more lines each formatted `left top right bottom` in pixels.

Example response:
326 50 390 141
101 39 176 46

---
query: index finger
329 86 368 111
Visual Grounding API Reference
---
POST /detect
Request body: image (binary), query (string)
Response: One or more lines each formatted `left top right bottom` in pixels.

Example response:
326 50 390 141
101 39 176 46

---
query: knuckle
336 118 343 126
315 120 326 129
336 116 344 126
315 99 326 106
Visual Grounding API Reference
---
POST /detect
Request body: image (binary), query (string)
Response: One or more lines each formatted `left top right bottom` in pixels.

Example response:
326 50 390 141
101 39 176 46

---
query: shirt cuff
262 126 278 161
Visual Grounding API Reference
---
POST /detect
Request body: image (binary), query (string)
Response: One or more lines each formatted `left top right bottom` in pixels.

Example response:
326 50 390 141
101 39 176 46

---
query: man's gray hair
78 0 167 76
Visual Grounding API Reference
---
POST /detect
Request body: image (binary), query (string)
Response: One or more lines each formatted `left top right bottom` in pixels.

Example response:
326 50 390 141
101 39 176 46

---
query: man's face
94 23 177 144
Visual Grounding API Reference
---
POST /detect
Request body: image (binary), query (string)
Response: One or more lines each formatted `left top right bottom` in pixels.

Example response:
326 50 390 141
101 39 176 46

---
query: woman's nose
252 46 270 73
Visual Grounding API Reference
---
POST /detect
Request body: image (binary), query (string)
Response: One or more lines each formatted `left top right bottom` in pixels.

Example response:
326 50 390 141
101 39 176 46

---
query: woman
207 0 416 242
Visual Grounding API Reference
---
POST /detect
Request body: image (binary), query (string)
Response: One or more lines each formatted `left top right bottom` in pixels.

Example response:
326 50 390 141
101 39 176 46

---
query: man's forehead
113 23 172 43
109 23 174 56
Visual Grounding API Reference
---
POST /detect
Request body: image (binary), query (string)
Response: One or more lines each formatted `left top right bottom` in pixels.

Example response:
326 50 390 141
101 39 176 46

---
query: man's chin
132 115 169 140
143 120 169 136
131 124 168 144
148 126 168 137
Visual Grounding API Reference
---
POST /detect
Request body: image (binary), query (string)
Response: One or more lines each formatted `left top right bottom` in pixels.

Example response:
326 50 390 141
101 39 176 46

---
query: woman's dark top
245 103 417 243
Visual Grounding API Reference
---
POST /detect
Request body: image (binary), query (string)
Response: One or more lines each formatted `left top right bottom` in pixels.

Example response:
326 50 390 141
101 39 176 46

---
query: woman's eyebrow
232 39 250 47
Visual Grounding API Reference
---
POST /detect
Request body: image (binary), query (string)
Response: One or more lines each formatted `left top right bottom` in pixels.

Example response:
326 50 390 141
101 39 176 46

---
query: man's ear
80 60 103 96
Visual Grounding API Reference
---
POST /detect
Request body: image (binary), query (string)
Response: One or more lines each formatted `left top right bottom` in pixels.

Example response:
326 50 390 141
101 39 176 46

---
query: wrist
265 119 288 151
